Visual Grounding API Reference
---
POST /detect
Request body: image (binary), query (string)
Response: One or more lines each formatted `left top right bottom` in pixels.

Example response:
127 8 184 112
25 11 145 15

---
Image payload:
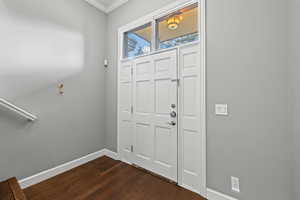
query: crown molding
84 0 129 13
106 0 129 13
84 0 107 13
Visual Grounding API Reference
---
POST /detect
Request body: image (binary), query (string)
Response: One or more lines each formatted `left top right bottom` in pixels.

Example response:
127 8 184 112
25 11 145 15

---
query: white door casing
133 50 178 182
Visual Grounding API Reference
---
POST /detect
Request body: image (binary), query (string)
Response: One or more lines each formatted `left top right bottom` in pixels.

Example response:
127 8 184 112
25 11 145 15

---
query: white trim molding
103 149 119 160
84 0 129 13
106 0 129 13
199 0 207 196
19 149 118 189
207 189 238 200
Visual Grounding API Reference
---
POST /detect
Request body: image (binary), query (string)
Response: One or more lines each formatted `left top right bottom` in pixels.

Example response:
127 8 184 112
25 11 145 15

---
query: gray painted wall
105 0 292 200
206 0 291 199
0 0 107 180
288 0 300 199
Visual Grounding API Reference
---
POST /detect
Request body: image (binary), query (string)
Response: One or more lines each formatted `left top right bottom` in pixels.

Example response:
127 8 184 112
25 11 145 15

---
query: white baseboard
178 183 201 196
19 149 118 189
103 149 119 160
207 188 238 200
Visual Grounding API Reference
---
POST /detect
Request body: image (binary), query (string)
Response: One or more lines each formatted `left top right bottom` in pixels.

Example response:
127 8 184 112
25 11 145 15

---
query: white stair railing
0 98 37 121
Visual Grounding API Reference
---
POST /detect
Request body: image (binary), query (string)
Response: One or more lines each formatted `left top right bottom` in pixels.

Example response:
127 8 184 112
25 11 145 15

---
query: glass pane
156 3 199 49
124 23 152 58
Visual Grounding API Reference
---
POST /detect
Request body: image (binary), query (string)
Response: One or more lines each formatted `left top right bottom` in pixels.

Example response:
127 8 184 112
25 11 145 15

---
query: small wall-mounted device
58 84 64 95
215 104 228 116
231 176 240 193
104 59 109 68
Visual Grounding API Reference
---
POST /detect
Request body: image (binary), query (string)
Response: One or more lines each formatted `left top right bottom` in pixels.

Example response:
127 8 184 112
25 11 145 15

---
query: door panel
178 44 202 193
119 61 133 163
136 124 153 160
133 56 154 172
133 50 178 182
136 81 153 113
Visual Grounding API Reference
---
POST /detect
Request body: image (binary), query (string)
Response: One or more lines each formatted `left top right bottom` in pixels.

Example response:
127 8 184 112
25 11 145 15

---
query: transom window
156 3 198 49
123 3 199 59
123 23 152 58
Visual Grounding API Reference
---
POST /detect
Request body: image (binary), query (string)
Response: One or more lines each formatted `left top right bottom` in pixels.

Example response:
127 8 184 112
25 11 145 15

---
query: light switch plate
215 104 228 116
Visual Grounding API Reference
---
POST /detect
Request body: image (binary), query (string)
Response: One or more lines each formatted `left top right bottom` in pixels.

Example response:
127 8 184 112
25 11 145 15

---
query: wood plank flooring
24 156 206 200
0 177 27 200
0 180 14 200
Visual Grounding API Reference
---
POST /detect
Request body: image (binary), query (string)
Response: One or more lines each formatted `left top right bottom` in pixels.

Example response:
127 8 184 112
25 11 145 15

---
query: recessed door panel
155 79 171 114
119 121 133 157
120 62 132 82
183 130 198 174
183 77 197 116
155 126 172 165
136 80 153 113
136 124 153 160
136 60 153 81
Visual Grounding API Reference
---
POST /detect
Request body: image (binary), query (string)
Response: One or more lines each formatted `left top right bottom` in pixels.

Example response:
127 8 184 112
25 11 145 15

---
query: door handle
170 111 177 118
167 121 176 126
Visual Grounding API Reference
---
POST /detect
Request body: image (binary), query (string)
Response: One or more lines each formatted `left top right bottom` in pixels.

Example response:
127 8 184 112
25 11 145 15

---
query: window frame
154 3 199 50
123 22 153 58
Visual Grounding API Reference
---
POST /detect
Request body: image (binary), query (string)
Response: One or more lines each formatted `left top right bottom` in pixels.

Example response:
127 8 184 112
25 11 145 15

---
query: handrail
0 98 37 121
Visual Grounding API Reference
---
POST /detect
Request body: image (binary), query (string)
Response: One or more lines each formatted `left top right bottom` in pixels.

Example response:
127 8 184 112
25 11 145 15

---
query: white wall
0 0 107 180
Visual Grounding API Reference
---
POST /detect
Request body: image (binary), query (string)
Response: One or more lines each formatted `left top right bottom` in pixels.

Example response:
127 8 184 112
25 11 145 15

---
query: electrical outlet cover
231 176 240 193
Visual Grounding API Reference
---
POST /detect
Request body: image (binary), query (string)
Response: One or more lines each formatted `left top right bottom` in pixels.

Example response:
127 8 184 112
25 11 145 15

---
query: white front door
133 50 178 182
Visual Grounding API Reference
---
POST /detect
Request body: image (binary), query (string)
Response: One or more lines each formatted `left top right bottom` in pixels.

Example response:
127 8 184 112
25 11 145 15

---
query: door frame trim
117 0 207 197
199 0 206 196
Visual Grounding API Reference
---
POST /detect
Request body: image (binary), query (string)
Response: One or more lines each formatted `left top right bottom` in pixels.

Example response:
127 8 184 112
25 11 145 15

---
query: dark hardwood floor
24 156 206 200
0 177 27 200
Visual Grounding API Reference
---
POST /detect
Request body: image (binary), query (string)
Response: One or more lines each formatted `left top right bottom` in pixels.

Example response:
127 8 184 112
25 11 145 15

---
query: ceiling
95 0 114 7
84 0 129 13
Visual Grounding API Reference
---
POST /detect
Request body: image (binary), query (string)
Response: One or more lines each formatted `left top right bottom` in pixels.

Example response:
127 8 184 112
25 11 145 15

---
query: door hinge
131 145 134 152
131 105 134 114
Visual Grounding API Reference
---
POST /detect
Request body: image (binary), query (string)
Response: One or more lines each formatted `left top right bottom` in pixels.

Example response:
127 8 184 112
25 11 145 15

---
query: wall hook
58 84 64 95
